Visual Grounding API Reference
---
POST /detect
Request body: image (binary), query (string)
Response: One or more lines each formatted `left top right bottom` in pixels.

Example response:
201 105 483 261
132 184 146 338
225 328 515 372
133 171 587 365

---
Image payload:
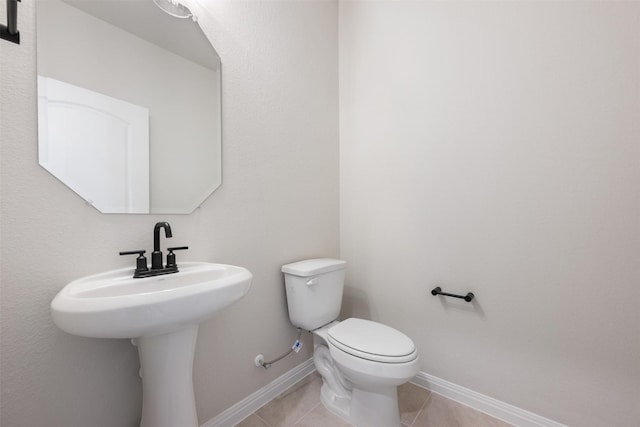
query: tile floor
235 372 513 427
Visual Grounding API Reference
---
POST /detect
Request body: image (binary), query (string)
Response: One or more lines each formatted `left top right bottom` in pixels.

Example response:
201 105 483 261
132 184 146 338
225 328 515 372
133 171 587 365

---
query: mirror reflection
36 0 222 214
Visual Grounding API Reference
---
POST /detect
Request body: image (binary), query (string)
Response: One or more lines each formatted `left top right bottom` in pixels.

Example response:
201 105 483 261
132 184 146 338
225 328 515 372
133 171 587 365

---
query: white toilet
282 259 419 427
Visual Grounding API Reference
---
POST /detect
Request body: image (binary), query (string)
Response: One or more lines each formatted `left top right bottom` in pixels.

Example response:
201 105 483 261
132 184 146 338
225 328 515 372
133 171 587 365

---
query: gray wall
0 0 338 425
339 2 640 427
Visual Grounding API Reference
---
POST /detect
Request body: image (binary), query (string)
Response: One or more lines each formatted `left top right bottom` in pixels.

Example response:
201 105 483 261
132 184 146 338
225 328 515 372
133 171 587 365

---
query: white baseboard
412 372 567 427
201 361 566 427
201 358 316 427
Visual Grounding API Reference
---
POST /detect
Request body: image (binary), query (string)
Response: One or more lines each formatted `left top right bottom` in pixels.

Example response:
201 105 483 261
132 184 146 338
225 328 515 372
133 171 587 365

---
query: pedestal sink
51 262 252 427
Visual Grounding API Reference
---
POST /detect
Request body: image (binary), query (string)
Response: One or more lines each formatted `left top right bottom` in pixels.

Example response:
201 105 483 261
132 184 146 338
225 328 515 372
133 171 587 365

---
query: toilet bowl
282 259 419 427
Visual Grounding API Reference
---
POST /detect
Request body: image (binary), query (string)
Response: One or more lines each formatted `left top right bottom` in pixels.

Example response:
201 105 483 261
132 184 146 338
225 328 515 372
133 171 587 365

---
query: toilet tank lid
281 258 346 277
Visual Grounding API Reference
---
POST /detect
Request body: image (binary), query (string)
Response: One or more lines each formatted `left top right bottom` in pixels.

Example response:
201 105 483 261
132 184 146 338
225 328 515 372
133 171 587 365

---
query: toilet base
320 381 402 427
320 382 351 421
350 386 401 427
313 340 403 427
314 342 352 420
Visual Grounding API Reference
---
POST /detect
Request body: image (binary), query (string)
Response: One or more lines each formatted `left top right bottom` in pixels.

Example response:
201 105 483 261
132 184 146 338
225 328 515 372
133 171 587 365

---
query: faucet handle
119 250 149 275
166 246 188 268
167 246 188 252
119 249 146 256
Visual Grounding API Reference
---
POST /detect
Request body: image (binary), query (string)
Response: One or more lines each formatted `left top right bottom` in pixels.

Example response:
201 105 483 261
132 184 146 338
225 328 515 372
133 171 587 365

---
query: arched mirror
36 0 221 214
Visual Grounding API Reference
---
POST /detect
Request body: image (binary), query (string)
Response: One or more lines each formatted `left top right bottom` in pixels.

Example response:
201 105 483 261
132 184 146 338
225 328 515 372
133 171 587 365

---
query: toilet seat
327 318 417 363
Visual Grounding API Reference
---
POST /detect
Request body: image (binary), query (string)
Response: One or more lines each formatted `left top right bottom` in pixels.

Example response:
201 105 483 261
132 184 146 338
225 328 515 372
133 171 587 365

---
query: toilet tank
282 259 346 331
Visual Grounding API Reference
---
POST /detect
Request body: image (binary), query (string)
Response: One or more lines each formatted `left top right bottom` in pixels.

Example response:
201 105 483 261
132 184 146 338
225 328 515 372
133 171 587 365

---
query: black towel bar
431 286 474 303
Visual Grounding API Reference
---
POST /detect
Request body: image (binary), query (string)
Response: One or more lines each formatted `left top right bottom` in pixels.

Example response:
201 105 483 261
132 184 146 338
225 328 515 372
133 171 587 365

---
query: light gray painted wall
0 0 338 425
339 2 640 427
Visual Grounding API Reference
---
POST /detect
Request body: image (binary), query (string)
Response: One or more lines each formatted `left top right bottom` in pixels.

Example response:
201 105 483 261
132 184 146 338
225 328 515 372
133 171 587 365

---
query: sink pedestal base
137 325 199 427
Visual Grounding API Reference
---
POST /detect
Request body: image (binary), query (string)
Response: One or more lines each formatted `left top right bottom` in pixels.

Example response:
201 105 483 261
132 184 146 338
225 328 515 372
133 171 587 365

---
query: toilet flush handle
306 277 319 286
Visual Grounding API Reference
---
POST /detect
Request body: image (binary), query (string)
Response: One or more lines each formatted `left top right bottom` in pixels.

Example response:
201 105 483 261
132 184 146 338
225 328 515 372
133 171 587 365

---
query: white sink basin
51 261 252 427
51 262 252 338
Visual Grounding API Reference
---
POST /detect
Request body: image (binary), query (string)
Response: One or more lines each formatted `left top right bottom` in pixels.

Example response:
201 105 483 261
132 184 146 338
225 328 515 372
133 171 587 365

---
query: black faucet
152 222 172 270
120 222 188 278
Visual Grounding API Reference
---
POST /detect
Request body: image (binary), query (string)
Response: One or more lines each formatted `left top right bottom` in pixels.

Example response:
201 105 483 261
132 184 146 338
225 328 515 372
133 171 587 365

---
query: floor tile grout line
399 387 431 427
254 412 275 427
290 400 322 426
408 391 433 427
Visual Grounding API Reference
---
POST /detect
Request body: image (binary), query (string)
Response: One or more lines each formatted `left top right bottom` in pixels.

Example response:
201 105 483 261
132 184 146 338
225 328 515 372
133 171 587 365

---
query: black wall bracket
431 286 475 303
0 0 20 45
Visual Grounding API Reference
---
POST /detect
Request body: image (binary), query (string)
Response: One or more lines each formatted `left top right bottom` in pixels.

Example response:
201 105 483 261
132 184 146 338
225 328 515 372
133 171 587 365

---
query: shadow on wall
434 291 486 319
340 286 372 320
